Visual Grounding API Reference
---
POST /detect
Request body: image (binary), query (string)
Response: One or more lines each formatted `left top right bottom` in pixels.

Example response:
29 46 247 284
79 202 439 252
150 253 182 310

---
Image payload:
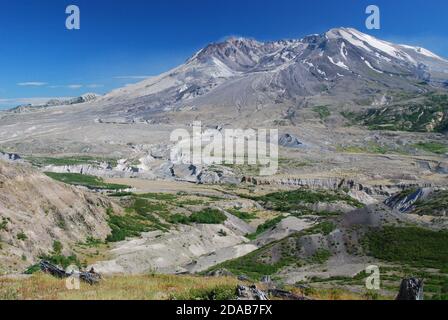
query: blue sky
0 0 447 109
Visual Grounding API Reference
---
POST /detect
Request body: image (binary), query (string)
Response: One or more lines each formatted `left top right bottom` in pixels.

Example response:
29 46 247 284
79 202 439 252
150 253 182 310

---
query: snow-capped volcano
97 27 448 122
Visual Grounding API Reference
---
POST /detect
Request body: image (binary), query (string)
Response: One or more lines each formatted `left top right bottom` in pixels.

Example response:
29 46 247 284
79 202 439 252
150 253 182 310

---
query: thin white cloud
50 84 98 89
67 84 83 89
17 82 48 87
87 84 104 88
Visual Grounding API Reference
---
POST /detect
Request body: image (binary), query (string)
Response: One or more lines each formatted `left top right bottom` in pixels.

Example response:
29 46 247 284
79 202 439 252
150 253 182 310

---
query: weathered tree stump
396 278 424 300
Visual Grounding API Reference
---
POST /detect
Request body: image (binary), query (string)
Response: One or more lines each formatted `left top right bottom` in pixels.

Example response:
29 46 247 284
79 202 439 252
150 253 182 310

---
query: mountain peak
105 27 448 108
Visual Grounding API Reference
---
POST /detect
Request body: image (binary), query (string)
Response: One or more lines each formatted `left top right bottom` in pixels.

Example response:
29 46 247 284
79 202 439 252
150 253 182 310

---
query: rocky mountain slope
91 27 448 123
0 27 447 300
0 160 120 273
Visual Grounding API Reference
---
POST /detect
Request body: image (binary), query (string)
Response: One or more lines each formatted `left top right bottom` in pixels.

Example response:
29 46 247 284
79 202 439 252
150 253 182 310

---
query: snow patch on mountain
327 56 349 70
400 44 446 61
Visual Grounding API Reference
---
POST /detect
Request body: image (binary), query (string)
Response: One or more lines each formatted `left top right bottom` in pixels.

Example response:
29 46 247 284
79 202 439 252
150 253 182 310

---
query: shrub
39 241 82 269
17 232 27 241
309 249 331 264
189 209 227 224
0 218 8 231
228 209 257 221
167 214 191 225
363 226 448 269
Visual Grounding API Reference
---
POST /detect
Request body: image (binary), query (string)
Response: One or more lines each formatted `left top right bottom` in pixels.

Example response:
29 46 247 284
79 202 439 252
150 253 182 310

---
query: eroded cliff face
0 160 120 273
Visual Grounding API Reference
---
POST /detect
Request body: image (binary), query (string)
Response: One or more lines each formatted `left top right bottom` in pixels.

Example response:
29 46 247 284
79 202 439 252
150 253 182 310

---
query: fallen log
39 260 101 285
268 288 308 300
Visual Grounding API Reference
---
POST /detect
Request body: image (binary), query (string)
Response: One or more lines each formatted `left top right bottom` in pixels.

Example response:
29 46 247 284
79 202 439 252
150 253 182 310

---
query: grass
45 172 130 191
170 284 237 300
313 105 331 120
166 213 191 225
413 142 448 155
0 273 239 300
83 237 104 248
26 155 118 168
227 209 257 222
246 215 284 240
363 226 448 270
336 142 401 155
137 193 179 202
310 266 448 300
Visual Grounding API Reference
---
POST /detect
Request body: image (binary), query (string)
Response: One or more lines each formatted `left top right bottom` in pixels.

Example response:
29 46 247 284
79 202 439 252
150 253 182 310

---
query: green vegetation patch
27 155 117 168
227 209 258 222
414 142 448 155
247 216 285 240
45 172 130 191
313 105 331 120
17 232 27 241
106 198 171 242
207 242 297 280
106 191 229 242
309 249 332 264
169 285 237 300
167 208 228 225
209 222 337 280
35 241 83 270
245 188 363 213
189 208 227 224
106 214 154 242
137 193 179 202
363 226 448 269
0 218 8 231
412 190 448 217
350 94 448 133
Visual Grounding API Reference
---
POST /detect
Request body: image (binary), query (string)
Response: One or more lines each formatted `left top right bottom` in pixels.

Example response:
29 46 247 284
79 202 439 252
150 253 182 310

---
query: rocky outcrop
242 176 434 198
278 134 303 148
396 278 424 300
384 188 432 213
436 162 448 174
42 160 154 179
0 152 22 162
